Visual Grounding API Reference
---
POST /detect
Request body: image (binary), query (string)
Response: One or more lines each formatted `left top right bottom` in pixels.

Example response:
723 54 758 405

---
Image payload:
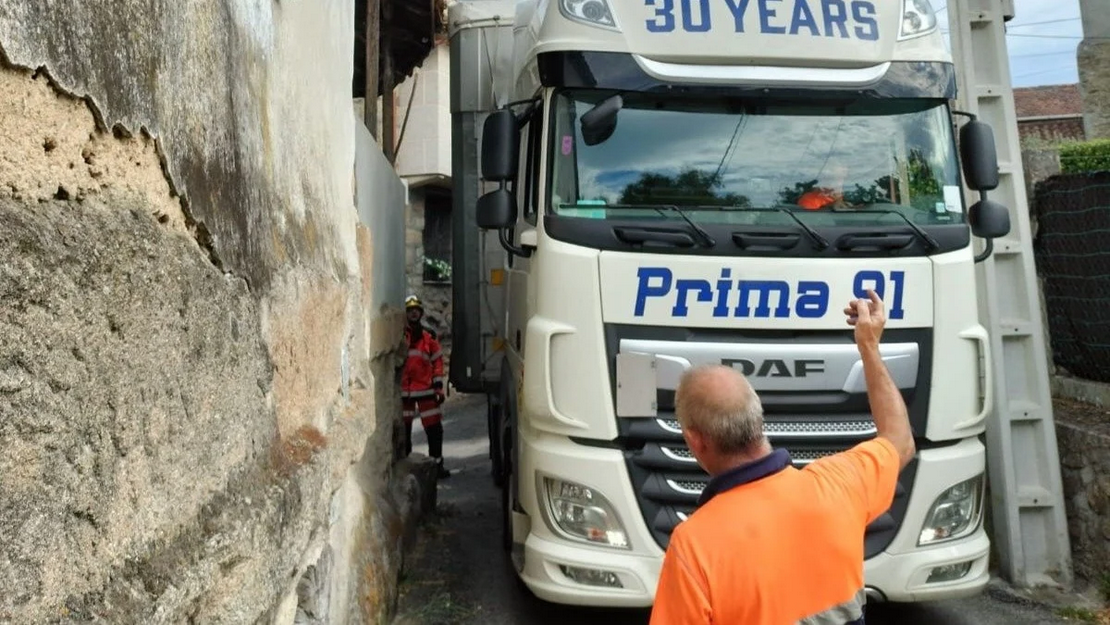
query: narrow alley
393 394 1067 625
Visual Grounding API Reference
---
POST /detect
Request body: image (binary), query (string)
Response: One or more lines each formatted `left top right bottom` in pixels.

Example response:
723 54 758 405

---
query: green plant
424 257 452 282
1059 139 1110 174
1058 606 1099 623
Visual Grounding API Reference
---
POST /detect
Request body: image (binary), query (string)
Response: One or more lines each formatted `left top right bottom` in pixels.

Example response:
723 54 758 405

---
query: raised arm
845 290 916 469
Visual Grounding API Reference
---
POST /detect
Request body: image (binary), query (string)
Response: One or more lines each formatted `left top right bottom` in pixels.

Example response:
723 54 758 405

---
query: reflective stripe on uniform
402 406 442 421
402 389 436 399
797 588 866 625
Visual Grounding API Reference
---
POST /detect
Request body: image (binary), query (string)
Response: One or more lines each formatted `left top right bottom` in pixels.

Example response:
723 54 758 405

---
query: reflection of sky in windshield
561 97 954 208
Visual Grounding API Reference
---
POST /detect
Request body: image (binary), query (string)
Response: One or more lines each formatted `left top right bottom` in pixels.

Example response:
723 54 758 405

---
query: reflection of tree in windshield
777 149 942 210
618 168 751 207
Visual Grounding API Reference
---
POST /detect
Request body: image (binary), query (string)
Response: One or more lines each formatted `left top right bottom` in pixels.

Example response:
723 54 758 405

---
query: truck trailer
448 0 1014 607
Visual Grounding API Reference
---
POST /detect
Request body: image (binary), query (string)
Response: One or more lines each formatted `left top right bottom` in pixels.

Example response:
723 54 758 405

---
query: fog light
559 564 624 588
540 475 631 549
926 561 973 583
919 475 984 545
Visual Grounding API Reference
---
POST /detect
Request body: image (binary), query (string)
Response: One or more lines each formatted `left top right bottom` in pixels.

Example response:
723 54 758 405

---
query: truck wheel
500 460 513 553
488 396 505 487
500 413 518 563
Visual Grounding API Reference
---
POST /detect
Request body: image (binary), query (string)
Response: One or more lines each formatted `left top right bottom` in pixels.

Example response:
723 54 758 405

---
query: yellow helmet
405 295 423 310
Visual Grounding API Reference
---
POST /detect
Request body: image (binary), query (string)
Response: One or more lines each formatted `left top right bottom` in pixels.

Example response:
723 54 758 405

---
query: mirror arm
972 187 996 264
498 228 533 258
974 237 994 263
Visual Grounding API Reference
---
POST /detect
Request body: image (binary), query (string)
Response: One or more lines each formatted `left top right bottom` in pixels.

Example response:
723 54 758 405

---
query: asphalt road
393 393 1066 625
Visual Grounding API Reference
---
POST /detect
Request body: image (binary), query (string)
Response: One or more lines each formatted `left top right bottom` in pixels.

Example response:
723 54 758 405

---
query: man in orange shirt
649 290 916 625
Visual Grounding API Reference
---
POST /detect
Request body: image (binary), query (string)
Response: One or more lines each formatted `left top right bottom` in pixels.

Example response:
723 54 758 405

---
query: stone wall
1079 0 1110 140
0 1 428 623
1054 397 1110 586
1018 118 1087 147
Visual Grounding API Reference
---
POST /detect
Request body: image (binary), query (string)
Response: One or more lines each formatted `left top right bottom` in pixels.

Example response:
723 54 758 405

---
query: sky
935 0 1083 88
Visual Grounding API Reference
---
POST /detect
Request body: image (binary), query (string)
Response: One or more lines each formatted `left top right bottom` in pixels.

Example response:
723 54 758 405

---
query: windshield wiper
766 206 830 250
573 203 716 248
654 204 716 248
831 207 939 251
728 206 829 250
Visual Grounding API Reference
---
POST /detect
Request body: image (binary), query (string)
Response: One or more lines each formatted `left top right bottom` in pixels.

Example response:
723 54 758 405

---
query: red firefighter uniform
401 323 445 428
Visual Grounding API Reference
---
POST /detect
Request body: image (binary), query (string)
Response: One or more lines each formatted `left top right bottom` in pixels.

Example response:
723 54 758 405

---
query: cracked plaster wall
0 0 411 623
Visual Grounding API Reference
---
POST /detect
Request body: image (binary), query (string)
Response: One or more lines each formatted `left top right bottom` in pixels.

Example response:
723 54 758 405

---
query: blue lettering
736 280 791 318
822 0 849 38
713 269 733 317
633 268 903 320
888 270 906 319
853 269 885 302
724 0 752 32
673 279 714 316
852 1 879 40
681 0 712 31
635 267 673 315
795 281 829 318
646 0 676 32
853 270 905 319
759 0 787 34
790 0 820 35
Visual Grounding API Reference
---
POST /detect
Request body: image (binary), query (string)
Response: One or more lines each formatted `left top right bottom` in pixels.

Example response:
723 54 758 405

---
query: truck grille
657 418 877 438
605 325 931 558
619 415 918 557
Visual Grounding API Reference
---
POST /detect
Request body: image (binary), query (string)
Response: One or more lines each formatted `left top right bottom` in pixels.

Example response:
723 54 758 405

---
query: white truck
448 0 1014 608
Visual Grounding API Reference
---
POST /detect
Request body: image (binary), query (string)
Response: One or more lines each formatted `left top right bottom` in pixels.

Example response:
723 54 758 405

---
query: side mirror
968 198 1010 239
476 188 517 230
580 94 623 147
482 110 520 182
959 120 1000 191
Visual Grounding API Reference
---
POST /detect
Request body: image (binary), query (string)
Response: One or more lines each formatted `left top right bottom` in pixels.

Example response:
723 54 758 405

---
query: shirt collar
697 448 793 507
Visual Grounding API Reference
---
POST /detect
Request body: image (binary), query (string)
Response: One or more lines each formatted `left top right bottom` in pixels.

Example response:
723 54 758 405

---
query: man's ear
684 428 707 457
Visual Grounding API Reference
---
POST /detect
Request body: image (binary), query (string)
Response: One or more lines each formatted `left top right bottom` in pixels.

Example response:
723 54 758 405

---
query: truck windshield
548 90 964 227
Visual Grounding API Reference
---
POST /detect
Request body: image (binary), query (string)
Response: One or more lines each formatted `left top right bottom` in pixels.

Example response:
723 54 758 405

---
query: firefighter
402 295 451 479
797 160 855 210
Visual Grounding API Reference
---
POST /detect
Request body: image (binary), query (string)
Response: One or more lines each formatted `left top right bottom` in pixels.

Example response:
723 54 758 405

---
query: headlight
899 0 939 40
918 475 984 545
540 475 630 549
559 0 618 30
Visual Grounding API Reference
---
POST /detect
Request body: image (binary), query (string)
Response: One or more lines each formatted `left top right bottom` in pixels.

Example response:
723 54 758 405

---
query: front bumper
515 431 990 607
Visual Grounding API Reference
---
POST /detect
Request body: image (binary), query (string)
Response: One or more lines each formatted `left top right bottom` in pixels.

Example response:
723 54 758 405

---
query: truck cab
450 0 1011 608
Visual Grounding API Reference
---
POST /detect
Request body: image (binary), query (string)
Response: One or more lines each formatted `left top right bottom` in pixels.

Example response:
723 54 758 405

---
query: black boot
427 422 450 479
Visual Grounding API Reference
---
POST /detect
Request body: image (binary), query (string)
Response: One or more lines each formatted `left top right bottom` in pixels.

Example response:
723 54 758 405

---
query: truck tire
488 395 505 487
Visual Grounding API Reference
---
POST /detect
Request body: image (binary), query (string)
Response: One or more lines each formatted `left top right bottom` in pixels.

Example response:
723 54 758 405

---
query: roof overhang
353 0 443 98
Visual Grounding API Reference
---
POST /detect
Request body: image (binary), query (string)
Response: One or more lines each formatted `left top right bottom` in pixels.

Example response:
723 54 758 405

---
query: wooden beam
364 0 380 138
383 0 396 163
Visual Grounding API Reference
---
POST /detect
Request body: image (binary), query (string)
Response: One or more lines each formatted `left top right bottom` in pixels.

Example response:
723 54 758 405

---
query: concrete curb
984 577 1053 608
985 576 1105 616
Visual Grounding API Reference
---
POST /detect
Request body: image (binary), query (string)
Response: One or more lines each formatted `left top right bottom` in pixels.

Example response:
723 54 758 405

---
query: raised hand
843 289 886 352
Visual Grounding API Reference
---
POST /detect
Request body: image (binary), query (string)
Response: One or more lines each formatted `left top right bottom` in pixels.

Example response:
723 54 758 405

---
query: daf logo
722 358 826 378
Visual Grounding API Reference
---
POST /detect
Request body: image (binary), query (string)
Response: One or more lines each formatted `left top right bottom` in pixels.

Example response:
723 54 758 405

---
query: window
522 105 544 224
422 188 452 284
548 90 963 228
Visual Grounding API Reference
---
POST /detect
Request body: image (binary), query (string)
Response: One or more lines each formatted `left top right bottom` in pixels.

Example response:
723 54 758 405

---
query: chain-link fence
1033 171 1110 383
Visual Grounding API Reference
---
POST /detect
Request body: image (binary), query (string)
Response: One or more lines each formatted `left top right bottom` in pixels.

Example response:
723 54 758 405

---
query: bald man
649 291 915 625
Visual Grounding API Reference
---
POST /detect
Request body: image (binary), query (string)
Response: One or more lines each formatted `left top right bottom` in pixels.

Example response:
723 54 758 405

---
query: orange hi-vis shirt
649 438 900 625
